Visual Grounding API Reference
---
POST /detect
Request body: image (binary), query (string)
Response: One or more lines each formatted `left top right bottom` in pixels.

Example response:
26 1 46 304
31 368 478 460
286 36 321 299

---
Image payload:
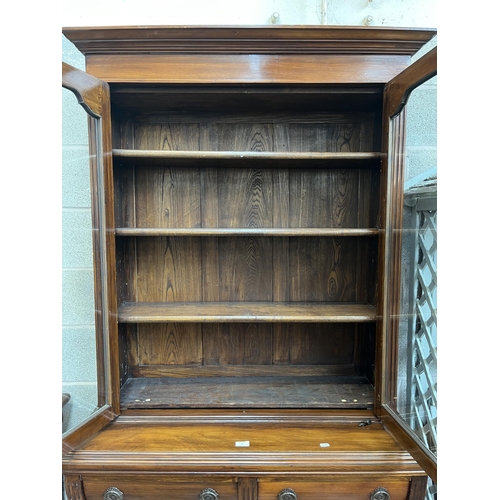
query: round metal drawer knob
199 487 219 500
103 487 124 500
277 488 298 500
370 487 390 500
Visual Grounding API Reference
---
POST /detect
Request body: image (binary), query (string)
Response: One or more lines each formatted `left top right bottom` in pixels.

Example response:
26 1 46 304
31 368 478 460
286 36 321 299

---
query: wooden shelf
118 302 377 323
113 149 383 168
114 150 382 160
120 376 374 409
115 227 380 237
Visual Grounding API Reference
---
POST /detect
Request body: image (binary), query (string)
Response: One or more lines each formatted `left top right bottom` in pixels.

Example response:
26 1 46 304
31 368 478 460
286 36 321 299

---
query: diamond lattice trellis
406 206 437 500
410 209 437 455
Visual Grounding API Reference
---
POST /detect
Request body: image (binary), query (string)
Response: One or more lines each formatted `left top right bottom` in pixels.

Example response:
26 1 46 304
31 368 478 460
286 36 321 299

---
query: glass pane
393 75 437 460
62 87 103 434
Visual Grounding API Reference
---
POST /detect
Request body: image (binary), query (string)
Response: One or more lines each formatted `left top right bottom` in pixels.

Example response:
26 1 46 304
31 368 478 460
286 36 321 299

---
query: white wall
62 0 436 28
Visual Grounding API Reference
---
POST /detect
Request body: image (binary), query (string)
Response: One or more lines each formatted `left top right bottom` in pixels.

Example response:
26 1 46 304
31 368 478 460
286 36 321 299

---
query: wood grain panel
137 323 202 366
134 122 201 151
215 122 275 152
271 168 289 228
217 168 273 228
135 237 202 302
200 170 220 303
275 122 362 152
289 237 358 301
218 237 273 301
358 167 379 228
199 165 221 381
272 237 290 365
271 167 291 363
204 323 273 365
289 324 355 365
133 167 201 228
289 169 359 228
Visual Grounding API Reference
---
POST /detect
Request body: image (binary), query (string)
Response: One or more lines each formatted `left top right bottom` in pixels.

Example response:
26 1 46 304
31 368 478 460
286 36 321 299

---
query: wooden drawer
76 475 416 500
258 480 410 500
81 476 237 500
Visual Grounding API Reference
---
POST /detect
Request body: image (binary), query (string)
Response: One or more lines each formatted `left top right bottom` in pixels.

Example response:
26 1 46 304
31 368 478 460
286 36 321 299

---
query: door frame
62 62 120 455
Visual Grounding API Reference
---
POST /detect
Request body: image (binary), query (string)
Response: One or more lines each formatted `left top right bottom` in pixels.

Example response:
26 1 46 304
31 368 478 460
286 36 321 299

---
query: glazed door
379 47 437 485
62 62 119 454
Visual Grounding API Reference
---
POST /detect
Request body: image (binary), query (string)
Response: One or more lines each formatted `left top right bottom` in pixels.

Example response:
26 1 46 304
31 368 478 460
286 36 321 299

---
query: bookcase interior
111 83 383 410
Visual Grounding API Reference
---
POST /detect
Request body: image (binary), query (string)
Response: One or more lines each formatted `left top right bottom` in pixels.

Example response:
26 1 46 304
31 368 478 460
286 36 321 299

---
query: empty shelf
118 302 377 323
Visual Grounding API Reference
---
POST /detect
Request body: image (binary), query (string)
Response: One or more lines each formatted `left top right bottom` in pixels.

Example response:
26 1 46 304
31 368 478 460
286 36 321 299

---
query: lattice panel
409 209 437 456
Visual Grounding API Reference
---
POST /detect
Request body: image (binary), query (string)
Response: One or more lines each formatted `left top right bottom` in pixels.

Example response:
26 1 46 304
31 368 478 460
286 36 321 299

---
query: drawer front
79 476 411 500
81 476 237 500
259 480 410 500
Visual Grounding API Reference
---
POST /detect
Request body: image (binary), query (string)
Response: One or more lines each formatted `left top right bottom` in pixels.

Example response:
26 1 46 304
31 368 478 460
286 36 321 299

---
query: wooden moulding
62 26 436 55
62 411 423 476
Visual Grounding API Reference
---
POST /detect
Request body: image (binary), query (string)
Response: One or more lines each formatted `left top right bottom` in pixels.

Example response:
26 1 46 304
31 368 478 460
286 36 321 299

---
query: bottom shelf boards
120 376 374 409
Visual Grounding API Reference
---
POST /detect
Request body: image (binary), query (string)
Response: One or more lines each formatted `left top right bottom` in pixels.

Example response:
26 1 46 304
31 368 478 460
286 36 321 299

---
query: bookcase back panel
115 166 378 229
116 235 374 303
130 119 374 152
123 323 366 377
